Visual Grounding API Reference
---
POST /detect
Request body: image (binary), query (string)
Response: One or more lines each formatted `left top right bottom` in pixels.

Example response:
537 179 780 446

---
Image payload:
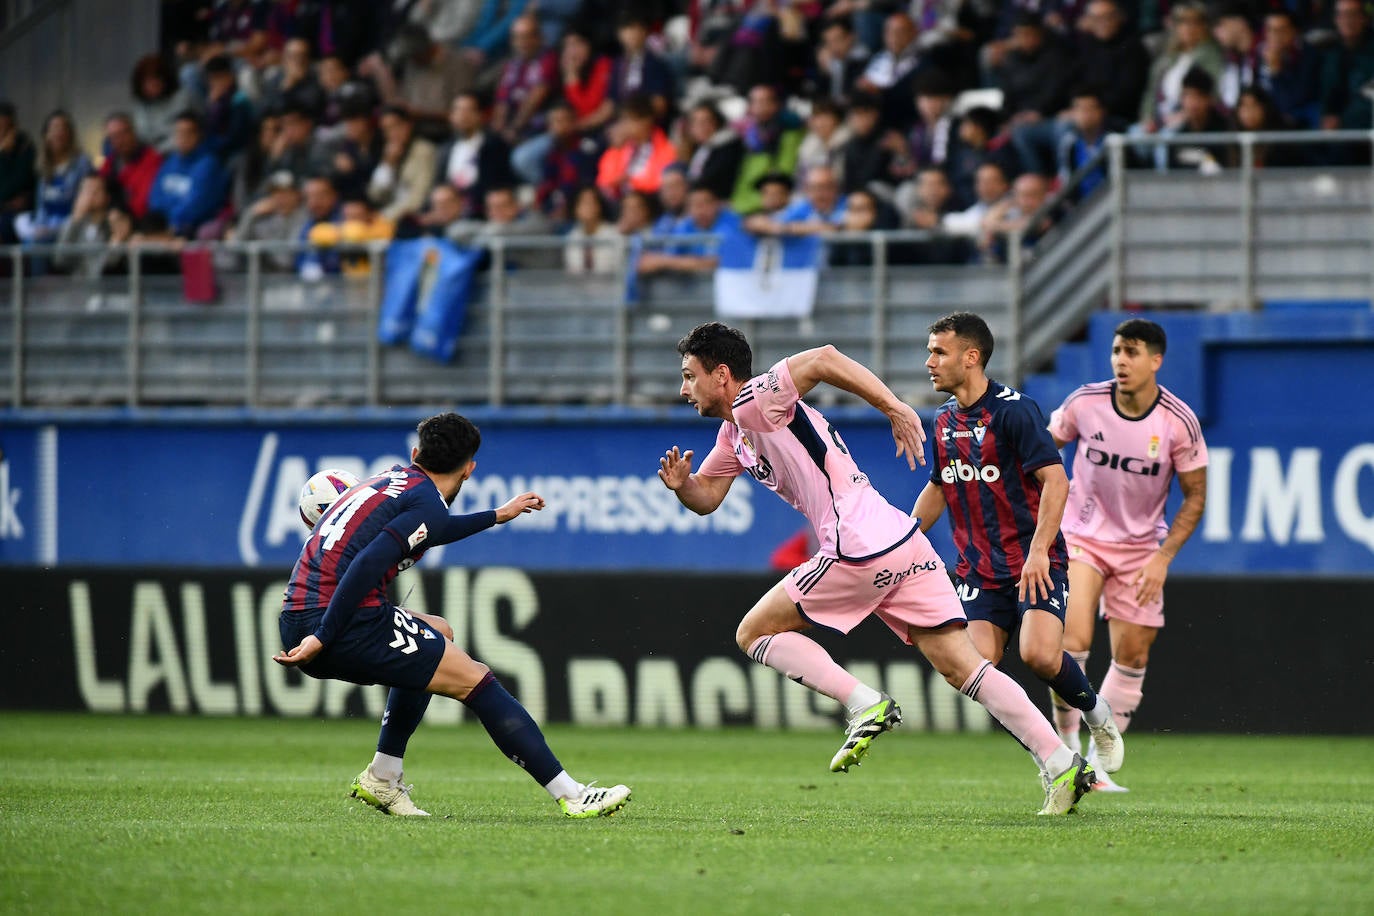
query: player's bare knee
735 621 759 654
1023 648 1061 679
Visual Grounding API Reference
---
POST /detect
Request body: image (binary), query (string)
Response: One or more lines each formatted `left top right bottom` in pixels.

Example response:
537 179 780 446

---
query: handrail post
1238 133 1257 310
869 232 888 379
366 242 383 406
1007 228 1025 386
488 239 506 406
245 244 261 407
128 247 142 407
613 234 630 403
10 248 23 406
1108 134 1126 311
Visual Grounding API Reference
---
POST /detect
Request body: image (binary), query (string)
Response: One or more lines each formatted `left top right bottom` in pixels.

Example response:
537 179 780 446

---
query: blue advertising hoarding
1 390 1371 574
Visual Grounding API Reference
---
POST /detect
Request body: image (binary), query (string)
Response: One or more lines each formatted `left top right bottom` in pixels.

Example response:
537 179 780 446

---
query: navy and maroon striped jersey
282 465 452 613
929 380 1067 587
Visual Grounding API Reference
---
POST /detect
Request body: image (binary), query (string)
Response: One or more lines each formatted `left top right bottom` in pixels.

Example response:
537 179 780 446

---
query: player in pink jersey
1047 319 1208 791
659 322 1098 815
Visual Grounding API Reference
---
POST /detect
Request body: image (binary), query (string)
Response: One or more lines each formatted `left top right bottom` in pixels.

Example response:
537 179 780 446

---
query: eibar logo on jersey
955 583 981 602
1148 435 1161 459
973 421 987 444
941 458 1002 484
1084 447 1161 476
995 387 1022 401
1091 431 1106 441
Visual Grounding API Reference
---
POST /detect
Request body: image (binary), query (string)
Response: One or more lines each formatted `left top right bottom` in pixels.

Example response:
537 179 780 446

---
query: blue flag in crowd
713 225 820 319
378 237 483 363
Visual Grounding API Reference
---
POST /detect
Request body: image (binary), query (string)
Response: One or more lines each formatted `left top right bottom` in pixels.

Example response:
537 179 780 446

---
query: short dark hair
753 171 794 193
1113 318 1167 355
621 93 656 121
962 106 1000 137
1070 83 1106 106
687 181 719 198
691 101 726 131
204 53 235 76
1013 9 1044 29
1181 66 1215 96
913 69 957 99
849 92 882 113
677 322 753 381
173 110 202 130
929 312 995 367
414 412 482 473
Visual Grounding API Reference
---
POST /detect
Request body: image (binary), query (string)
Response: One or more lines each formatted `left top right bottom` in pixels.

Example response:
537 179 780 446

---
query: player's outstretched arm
496 491 545 522
912 481 947 533
786 344 926 467
658 446 733 514
1135 467 1206 604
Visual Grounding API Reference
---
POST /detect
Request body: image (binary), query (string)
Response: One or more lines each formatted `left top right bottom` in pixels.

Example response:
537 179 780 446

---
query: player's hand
496 491 545 523
657 446 694 490
273 634 323 667
1018 550 1052 605
888 403 927 469
1133 550 1171 605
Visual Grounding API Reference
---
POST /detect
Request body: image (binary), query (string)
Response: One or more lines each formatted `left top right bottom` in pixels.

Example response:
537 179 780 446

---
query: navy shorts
279 603 447 691
956 565 1070 634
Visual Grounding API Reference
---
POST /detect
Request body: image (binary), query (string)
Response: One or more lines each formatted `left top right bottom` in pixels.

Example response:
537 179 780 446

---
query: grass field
2 714 1371 915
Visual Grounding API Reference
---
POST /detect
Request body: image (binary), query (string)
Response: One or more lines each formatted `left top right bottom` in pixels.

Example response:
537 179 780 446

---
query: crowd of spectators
1 0 1371 279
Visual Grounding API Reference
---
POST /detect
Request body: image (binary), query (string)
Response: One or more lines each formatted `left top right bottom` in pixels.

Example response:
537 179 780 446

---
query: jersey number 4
318 488 374 551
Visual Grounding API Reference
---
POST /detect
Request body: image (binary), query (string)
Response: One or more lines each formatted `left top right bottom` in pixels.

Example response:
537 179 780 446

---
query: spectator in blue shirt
15 109 92 243
638 183 740 273
1056 85 1109 200
463 0 531 67
148 112 229 237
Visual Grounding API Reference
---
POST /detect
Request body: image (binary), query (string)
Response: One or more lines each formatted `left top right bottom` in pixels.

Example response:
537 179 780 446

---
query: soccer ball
299 468 361 529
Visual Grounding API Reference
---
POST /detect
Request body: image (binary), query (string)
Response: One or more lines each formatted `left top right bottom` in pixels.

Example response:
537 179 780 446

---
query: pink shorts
1065 534 1165 628
784 531 966 645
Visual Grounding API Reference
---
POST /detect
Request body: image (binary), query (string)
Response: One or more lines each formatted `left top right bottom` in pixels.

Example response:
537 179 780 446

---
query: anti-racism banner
2 567 1369 733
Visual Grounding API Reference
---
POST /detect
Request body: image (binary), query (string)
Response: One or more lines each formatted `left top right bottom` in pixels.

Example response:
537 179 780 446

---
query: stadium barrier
2 566 1368 734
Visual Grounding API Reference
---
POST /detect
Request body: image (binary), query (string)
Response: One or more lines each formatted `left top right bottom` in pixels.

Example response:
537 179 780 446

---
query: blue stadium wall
1 312 1371 731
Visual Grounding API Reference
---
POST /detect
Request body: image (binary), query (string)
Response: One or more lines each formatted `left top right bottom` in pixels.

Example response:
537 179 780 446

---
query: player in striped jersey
912 312 1125 791
660 322 1097 815
1047 319 1208 790
276 413 631 819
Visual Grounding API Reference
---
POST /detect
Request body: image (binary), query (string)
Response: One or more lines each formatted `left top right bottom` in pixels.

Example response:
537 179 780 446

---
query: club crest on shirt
1148 435 1161 459
973 422 987 444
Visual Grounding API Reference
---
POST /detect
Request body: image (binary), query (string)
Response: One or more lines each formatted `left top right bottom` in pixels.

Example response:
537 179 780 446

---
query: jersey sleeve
730 358 800 433
1047 389 1082 444
1006 397 1064 472
1169 404 1209 473
697 422 744 478
382 491 455 558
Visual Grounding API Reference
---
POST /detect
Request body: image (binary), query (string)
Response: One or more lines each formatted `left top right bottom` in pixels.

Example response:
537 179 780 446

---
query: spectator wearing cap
130 54 201 153
260 103 326 193
148 111 229 237
564 185 623 274
1074 0 1150 130
434 91 514 219
1139 4 1224 132
368 106 437 222
795 98 851 188
232 170 307 271
201 54 256 163
995 12 1077 175
376 22 478 143
98 112 163 220
327 99 383 199
610 13 675 123
730 83 805 214
1319 0 1374 132
814 17 871 105
596 94 677 201
681 102 745 201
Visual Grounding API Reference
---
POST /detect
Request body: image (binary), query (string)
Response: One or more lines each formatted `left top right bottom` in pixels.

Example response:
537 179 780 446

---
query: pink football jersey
698 358 917 560
1049 382 1208 544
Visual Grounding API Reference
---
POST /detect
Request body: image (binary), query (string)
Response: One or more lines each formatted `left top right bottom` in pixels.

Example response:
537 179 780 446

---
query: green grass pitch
2 713 1371 915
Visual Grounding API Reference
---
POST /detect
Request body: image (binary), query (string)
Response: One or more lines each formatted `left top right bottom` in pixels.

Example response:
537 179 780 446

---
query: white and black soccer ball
298 468 361 529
